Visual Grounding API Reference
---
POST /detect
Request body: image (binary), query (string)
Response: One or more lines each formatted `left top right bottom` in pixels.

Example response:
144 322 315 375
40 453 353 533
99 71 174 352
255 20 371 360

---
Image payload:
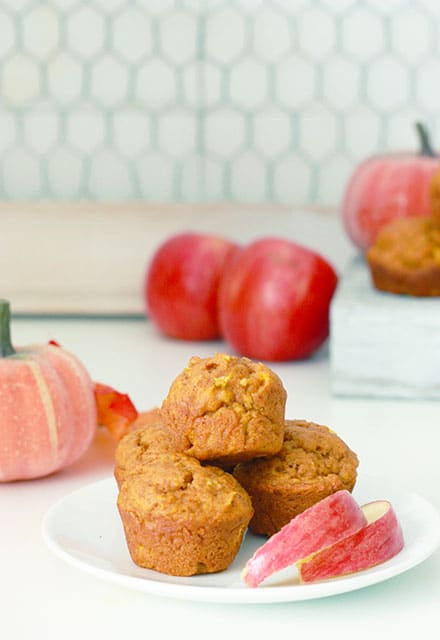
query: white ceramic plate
42 475 440 604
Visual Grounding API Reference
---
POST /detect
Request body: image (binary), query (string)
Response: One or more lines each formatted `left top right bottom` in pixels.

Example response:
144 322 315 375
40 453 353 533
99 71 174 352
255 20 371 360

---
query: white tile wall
1 0 440 205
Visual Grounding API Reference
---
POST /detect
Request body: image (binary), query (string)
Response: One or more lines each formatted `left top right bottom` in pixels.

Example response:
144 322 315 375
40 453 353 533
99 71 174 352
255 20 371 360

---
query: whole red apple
342 122 439 251
218 237 338 362
145 232 239 340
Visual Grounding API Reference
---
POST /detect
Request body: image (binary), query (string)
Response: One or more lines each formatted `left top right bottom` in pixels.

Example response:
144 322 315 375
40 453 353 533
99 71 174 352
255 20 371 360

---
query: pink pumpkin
0 301 97 482
342 122 439 250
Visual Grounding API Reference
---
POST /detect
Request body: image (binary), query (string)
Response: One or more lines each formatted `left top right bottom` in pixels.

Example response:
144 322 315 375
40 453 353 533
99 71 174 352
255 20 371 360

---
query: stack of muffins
116 353 359 577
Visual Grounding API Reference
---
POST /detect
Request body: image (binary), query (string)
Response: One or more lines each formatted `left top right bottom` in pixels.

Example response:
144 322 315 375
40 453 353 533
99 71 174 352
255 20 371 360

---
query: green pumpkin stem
0 300 15 357
416 122 436 158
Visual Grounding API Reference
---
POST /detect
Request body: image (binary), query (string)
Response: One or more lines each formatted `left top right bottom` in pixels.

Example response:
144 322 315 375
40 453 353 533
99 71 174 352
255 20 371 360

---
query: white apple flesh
242 490 367 588
297 500 404 583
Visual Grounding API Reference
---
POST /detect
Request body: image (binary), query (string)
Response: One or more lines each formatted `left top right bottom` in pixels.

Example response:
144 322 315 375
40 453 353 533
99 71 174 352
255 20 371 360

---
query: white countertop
2 315 440 639
2 207 440 638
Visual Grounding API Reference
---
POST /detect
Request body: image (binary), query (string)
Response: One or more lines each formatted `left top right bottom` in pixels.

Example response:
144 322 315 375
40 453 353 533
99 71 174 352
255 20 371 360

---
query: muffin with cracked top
367 215 440 296
233 419 359 537
114 411 183 488
160 353 286 467
117 452 253 576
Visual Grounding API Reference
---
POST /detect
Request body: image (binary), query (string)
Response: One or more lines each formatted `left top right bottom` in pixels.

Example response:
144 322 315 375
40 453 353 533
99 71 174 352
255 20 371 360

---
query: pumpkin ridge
25 360 59 455
46 345 97 454
49 346 97 417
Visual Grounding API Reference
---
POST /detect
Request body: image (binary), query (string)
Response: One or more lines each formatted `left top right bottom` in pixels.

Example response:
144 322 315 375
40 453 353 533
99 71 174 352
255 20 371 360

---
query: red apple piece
94 382 138 441
297 500 404 583
242 490 367 588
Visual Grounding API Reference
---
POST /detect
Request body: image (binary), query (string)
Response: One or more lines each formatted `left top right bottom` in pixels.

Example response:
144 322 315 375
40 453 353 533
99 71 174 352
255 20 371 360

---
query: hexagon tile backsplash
1 0 440 206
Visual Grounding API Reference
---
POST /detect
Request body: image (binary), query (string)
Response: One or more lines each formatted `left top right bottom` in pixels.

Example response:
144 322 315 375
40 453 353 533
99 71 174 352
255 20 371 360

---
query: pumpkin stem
0 300 15 357
416 122 436 157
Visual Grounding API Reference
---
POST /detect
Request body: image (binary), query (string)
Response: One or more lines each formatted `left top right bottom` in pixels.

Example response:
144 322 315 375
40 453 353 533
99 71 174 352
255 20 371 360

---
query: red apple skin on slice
298 500 404 583
242 490 367 588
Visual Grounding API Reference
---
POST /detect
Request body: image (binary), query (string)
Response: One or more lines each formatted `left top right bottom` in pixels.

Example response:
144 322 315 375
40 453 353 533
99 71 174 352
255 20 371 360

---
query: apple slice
297 500 404 583
242 490 367 588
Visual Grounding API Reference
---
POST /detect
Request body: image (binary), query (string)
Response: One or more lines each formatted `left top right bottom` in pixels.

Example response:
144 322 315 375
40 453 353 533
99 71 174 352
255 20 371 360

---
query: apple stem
416 122 436 157
0 300 15 357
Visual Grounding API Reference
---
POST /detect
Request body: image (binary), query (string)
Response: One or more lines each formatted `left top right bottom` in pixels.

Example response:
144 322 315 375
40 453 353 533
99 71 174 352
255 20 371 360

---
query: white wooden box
330 255 440 400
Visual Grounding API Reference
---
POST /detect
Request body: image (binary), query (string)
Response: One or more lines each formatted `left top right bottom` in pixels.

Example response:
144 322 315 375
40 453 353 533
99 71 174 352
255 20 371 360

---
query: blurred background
3 0 440 315
1 0 440 208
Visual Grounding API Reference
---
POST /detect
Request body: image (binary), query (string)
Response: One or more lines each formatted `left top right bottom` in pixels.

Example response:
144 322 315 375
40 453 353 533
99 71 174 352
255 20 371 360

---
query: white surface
2 315 440 639
42 475 440 604
330 255 440 400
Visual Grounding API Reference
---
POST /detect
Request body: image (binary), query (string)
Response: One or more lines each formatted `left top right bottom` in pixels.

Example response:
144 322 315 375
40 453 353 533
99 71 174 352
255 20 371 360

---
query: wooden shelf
1 201 345 316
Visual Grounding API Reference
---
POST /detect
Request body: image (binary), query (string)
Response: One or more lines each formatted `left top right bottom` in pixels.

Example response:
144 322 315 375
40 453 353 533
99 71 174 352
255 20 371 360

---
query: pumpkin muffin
117 452 253 576
129 407 164 431
114 415 182 488
430 167 440 226
366 215 440 296
233 419 359 537
160 353 286 467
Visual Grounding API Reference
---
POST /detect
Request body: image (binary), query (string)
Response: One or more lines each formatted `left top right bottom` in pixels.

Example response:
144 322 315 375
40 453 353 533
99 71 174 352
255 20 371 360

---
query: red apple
145 232 239 340
242 490 366 588
297 500 404 583
218 237 338 362
342 122 439 251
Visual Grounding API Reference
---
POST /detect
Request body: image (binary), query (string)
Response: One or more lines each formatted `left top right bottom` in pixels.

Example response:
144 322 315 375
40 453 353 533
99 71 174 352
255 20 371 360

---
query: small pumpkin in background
0 300 137 482
342 122 440 251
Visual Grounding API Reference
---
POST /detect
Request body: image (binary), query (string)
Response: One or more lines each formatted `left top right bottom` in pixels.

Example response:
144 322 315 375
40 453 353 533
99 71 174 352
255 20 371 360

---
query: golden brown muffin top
160 353 286 463
233 419 358 490
163 353 286 419
114 420 182 473
367 216 440 271
118 452 253 522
